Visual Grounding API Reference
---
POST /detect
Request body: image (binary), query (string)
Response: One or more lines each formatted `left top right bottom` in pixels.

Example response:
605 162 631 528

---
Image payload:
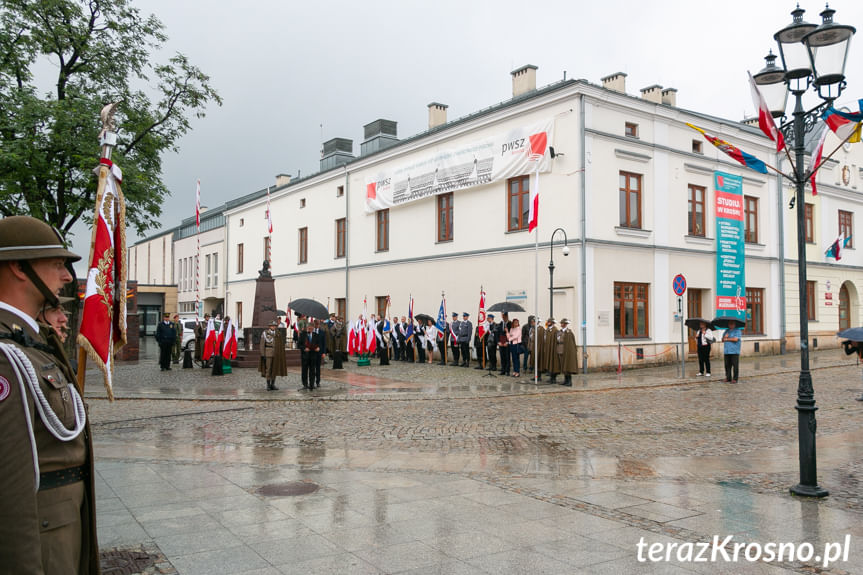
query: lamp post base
790 483 829 498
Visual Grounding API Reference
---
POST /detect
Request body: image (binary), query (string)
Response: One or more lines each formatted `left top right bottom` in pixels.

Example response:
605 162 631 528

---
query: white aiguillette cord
0 342 87 491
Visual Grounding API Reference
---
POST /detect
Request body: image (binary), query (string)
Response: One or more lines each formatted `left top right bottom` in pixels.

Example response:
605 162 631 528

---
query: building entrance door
839 284 851 331
687 289 704 354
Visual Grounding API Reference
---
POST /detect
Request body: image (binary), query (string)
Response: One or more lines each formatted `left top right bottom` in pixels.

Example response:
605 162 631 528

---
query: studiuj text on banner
714 171 746 324
77 158 127 400
364 119 554 213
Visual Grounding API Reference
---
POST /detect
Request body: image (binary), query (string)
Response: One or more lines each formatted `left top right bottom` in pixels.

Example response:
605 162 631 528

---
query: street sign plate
672 274 687 296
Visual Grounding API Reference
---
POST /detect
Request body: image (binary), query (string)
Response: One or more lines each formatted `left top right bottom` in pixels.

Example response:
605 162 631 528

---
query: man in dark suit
299 321 324 388
155 312 176 371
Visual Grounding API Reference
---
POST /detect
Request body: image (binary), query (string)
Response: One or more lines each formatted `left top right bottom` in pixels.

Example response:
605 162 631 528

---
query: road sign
672 274 687 296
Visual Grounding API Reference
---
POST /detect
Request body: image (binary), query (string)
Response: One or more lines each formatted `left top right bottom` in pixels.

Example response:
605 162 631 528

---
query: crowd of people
243 310 582 389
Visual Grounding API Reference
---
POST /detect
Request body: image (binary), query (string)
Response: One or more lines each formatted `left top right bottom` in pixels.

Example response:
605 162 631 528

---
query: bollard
183 348 193 369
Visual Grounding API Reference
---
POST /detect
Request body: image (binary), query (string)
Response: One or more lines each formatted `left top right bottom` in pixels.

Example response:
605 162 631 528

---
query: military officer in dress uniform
0 215 99 574
448 312 460 366
457 312 472 367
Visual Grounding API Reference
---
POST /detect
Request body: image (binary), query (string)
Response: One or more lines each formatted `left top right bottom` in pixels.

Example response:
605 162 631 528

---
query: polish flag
222 318 237 360
202 317 217 360
195 179 201 227
527 132 547 233
810 128 828 196
265 187 273 234
748 72 786 152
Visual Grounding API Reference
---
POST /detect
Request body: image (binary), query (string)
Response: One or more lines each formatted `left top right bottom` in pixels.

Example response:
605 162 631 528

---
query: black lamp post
754 5 855 498
548 228 569 320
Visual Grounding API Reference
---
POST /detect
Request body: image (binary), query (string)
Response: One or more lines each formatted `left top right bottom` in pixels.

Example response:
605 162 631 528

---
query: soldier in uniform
448 312 460 366
0 215 99 574
171 313 183 364
259 320 286 390
194 314 209 367
543 318 560 383
556 319 579 386
457 312 472 367
485 313 499 372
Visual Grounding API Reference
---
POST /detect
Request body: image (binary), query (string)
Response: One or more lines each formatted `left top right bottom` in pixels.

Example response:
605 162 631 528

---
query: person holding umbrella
695 320 715 377
721 319 743 383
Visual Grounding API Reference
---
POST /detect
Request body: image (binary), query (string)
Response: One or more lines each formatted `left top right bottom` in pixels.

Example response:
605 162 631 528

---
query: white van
180 319 243 351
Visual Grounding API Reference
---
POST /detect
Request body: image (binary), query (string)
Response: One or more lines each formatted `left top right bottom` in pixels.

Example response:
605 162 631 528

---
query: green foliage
0 0 222 237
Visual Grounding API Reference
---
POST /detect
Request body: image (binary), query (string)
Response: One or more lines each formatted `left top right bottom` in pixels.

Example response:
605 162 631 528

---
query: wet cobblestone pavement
87 342 863 573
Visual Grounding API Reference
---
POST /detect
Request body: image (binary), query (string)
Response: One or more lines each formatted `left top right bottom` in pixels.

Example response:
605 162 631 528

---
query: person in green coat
171 313 183 364
555 318 579 386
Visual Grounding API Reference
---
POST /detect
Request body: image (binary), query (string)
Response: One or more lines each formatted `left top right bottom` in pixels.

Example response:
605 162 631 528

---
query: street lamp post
754 5 856 498
548 228 569 320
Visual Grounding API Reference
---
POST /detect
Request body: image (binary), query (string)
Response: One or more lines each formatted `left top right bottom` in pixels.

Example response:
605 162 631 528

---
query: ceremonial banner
714 171 746 323
365 119 554 213
78 158 127 400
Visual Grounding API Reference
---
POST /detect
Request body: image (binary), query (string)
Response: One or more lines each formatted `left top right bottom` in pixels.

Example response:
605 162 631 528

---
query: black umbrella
487 301 526 313
837 327 863 341
414 313 434 324
712 316 746 329
288 298 329 320
274 309 287 316
684 317 716 330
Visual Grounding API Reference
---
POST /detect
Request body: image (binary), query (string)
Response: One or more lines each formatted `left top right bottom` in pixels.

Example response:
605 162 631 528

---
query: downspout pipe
579 93 588 374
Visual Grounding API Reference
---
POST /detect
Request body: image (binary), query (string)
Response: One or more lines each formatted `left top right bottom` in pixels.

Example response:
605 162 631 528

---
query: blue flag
436 299 447 332
406 297 414 340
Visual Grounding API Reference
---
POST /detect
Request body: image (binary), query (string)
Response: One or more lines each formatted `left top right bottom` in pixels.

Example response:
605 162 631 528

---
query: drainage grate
256 481 319 497
100 549 157 575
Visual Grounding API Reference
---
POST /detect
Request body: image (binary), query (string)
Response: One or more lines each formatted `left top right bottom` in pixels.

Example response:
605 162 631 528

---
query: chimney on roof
511 65 537 97
320 137 354 171
661 88 677 107
601 72 627 94
361 119 399 156
275 173 291 187
428 102 448 129
640 84 663 104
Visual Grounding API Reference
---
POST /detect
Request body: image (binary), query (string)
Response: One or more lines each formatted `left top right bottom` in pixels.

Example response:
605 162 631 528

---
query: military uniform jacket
259 329 287 378
0 307 99 574
557 328 579 374
457 320 472 343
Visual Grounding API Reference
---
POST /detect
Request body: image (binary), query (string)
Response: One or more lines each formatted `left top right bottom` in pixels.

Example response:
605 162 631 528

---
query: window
236 301 243 330
688 184 706 236
619 171 642 229
237 243 244 274
437 192 453 242
507 176 530 231
376 296 388 319
300 198 306 208
804 204 814 243
335 218 346 258
205 254 211 288
298 227 308 264
744 195 759 243
376 209 389 252
335 298 346 320
614 282 649 338
239 218 244 227
807 281 816 321
839 210 853 247
692 140 703 154
213 254 218 286
625 122 638 138
745 287 764 335
263 236 271 262
337 185 344 197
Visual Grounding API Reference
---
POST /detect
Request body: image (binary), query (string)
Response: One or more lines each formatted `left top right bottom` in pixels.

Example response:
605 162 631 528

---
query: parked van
180 319 243 352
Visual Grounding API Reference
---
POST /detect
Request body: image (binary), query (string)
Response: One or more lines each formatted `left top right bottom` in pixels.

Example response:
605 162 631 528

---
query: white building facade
208 67 863 369
173 207 226 320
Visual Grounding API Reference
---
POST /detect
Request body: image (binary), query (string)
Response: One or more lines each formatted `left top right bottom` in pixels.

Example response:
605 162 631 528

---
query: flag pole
77 103 119 395
534 166 539 385
196 179 201 319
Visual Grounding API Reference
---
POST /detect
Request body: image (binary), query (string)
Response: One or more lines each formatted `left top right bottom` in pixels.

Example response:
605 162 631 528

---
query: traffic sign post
673 274 687 378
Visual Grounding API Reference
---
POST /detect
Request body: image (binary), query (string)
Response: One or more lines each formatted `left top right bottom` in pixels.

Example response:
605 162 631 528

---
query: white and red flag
77 158 127 400
477 288 487 339
222 318 237 360
810 127 828 196
195 179 201 226
527 131 547 233
265 187 273 234
202 317 217 360
748 72 786 153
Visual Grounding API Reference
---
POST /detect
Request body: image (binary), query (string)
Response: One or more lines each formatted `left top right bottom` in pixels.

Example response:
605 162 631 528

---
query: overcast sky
70 0 863 264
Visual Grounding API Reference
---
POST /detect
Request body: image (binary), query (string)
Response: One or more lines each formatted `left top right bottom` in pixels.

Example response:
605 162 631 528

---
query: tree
0 0 222 237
